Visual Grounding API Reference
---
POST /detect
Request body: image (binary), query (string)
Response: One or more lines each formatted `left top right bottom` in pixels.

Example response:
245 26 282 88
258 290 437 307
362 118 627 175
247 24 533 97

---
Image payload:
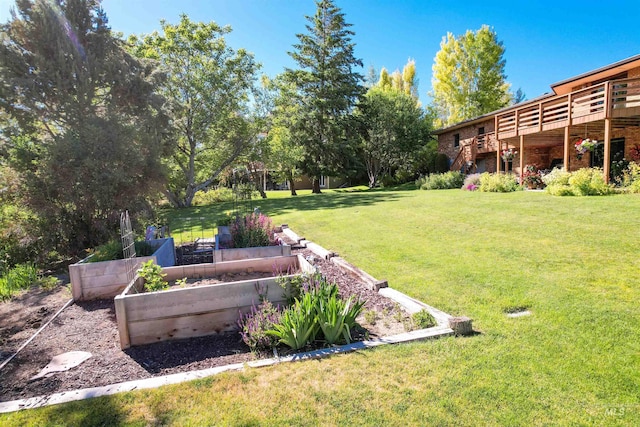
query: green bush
545 168 614 196
192 187 234 206
412 309 437 329
87 240 153 263
620 161 640 193
417 171 464 190
0 263 38 301
542 168 571 187
137 259 168 292
479 172 520 192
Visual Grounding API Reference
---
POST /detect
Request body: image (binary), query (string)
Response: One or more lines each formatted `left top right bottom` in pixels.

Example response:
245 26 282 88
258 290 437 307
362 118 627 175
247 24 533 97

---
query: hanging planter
501 148 517 162
574 138 599 160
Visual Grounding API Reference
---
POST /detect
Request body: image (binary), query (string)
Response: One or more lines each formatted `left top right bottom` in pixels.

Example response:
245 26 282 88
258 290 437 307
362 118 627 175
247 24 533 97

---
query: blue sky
1 0 639 103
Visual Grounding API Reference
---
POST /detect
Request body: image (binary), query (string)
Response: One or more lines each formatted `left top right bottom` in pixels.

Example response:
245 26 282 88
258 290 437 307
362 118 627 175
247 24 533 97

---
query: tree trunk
288 173 297 196
312 177 321 194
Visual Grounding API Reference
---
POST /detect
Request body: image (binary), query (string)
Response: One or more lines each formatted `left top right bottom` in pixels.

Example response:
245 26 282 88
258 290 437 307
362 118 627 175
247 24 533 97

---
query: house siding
437 119 495 162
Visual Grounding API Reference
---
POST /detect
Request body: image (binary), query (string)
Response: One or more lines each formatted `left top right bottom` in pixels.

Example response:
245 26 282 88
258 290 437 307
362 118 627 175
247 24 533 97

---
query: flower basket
501 148 517 162
575 138 599 160
522 164 543 189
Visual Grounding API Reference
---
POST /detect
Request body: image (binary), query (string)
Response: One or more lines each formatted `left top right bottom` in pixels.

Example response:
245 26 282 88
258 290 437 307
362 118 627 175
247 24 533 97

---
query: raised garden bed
114 254 315 349
69 238 176 301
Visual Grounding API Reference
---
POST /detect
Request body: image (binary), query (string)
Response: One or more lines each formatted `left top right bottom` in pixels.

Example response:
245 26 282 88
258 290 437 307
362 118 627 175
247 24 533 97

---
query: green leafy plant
522 165 544 189
479 172 520 192
546 167 614 196
192 187 235 206
176 278 188 288
87 239 153 263
417 171 464 190
0 263 38 301
412 310 437 329
268 291 319 350
137 260 168 292
316 293 364 345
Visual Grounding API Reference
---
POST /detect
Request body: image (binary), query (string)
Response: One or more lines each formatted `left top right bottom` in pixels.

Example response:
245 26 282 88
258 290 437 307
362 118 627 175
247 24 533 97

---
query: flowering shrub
574 138 599 160
192 187 234 206
542 167 571 187
230 213 276 248
522 165 544 188
479 172 520 192
461 173 481 191
501 148 517 162
238 301 282 352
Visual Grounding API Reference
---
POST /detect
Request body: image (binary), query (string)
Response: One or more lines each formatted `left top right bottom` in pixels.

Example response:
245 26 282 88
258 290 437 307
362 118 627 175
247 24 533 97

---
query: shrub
411 310 437 329
87 240 153 263
192 187 234 206
0 263 38 301
231 213 275 248
462 173 481 191
545 168 614 196
479 172 520 192
418 171 464 190
568 168 613 196
137 259 168 292
268 291 319 350
542 167 571 187
620 161 640 193
238 301 282 352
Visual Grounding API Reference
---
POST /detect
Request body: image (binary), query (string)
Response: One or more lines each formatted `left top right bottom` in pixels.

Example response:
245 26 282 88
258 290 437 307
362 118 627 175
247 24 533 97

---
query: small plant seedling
138 260 168 292
364 309 378 325
176 277 188 288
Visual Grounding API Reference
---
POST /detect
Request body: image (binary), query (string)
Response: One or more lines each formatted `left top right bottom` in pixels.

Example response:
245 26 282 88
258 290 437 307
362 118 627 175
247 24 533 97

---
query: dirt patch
0 246 411 402
167 270 288 290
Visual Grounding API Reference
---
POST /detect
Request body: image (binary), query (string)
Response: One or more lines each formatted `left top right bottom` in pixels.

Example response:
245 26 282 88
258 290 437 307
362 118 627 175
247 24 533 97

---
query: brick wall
437 119 495 161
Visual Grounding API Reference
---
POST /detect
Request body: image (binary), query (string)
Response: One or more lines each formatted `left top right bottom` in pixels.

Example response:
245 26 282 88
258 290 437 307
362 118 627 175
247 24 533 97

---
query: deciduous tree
431 25 512 127
128 16 261 207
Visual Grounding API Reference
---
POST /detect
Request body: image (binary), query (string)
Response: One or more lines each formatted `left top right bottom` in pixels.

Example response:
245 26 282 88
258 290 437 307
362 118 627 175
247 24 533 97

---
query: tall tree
356 69 427 188
285 0 364 193
0 0 167 255
128 16 261 207
431 25 512 127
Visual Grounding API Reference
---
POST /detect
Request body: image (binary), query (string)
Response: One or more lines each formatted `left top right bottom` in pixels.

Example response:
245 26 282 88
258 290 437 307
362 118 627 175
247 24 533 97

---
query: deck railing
450 132 498 172
496 77 640 139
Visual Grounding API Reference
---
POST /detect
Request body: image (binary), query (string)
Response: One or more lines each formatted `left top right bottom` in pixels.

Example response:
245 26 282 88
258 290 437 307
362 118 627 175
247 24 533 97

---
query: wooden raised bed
214 244 291 262
69 238 176 301
114 254 315 349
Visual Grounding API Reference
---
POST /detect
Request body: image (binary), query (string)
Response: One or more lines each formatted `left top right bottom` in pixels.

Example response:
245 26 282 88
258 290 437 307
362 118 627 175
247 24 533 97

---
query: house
435 54 640 182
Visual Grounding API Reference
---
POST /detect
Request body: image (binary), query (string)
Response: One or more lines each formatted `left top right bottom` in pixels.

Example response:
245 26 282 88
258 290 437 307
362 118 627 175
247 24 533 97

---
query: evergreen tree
431 25 512 127
285 0 364 193
0 0 167 255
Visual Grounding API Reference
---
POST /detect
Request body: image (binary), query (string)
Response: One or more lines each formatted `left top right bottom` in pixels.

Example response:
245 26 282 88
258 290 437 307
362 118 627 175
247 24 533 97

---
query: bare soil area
167 270 287 289
0 246 410 402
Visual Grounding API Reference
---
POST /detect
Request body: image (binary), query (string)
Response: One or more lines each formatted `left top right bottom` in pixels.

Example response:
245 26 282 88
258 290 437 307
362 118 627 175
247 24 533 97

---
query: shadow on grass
160 187 414 235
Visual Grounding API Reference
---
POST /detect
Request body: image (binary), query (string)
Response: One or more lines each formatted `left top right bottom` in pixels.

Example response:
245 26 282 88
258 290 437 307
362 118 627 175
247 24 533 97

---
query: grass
3 187 640 425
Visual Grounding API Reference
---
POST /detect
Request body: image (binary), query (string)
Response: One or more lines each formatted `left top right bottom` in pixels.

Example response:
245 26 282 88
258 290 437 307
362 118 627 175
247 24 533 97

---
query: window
454 133 460 148
319 175 327 188
478 127 485 136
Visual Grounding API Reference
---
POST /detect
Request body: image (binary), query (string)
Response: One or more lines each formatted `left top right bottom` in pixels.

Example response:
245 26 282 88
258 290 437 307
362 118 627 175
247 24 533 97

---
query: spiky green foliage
285 0 364 193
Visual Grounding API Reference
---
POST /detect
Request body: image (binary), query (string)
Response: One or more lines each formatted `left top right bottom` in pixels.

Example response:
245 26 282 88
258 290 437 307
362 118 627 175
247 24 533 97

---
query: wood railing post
604 81 611 118
603 118 612 183
519 135 524 184
563 126 570 171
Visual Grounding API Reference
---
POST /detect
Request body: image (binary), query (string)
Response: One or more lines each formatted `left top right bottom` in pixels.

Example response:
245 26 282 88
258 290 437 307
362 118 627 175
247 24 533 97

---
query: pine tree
285 0 364 193
0 0 167 255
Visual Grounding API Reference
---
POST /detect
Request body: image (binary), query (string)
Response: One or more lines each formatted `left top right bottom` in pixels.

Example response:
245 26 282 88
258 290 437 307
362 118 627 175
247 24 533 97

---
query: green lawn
3 188 640 426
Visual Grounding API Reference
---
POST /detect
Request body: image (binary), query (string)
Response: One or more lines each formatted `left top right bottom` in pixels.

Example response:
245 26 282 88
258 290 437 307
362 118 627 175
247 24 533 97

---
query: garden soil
0 247 408 402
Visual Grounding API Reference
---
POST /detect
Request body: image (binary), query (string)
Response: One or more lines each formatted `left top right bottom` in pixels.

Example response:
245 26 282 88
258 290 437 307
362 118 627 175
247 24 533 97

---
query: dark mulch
0 243 407 402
